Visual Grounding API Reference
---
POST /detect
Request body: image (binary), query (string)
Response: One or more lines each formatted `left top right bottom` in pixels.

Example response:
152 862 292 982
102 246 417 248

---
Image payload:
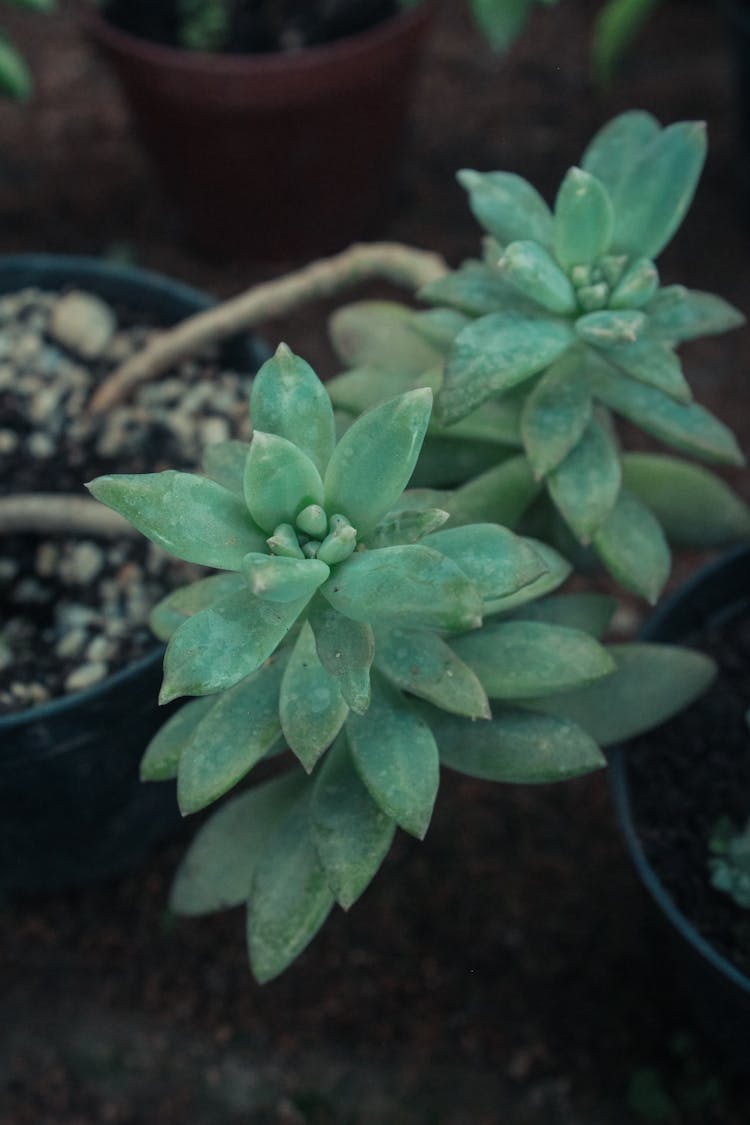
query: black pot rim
78 0 434 75
0 252 262 744
610 544 750 998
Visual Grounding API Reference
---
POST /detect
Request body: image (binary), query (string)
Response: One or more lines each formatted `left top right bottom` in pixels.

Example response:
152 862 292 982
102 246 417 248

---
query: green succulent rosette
89 344 714 981
326 112 750 603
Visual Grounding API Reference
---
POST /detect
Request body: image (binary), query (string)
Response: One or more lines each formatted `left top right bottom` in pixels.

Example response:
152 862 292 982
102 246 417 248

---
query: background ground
1 0 749 1121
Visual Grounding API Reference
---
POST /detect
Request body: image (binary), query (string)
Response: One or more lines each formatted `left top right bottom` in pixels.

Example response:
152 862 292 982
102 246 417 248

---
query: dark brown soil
628 606 750 978
1 0 750 1122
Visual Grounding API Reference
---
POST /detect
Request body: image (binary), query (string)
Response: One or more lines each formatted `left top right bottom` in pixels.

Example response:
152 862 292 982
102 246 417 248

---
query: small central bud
296 504 328 539
267 523 305 559
317 514 357 565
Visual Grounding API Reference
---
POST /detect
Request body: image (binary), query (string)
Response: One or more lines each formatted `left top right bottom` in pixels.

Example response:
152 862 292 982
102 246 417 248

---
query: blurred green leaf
244 432 324 534
250 345 335 476
593 488 670 602
553 168 614 269
374 624 491 719
280 623 348 773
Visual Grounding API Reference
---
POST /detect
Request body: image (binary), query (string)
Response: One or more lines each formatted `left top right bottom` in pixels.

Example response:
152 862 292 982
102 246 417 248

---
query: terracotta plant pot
0 254 264 894
78 2 434 259
610 546 750 1066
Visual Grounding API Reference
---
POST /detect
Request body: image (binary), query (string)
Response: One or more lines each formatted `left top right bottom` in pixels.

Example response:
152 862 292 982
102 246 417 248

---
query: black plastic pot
0 254 266 894
610 546 750 1065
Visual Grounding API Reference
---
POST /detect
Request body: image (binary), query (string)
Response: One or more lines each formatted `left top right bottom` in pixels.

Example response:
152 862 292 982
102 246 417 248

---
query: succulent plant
709 817 750 910
88 344 714 981
326 112 749 604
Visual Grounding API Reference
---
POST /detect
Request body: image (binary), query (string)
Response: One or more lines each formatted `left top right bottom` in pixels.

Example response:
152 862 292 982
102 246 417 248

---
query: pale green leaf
326 365 441 416
249 344 335 476
575 309 647 348
547 418 622 543
423 523 547 601
439 312 575 425
602 337 691 402
611 121 707 258
410 434 503 488
469 0 536 49
177 656 286 814
589 358 744 465
431 706 605 782
308 597 374 714
242 553 330 603
140 696 217 781
609 258 659 309
451 620 615 698
591 0 659 85
644 285 745 342
375 624 490 719
247 792 335 983
553 167 614 268
430 397 524 447
411 307 471 351
444 455 541 529
324 389 432 534
419 261 538 317
457 169 553 246
622 452 750 546
201 440 250 496
592 488 671 603
530 643 715 744
482 539 573 616
243 432 324 533
500 240 578 315
346 675 439 839
280 623 348 773
511 592 617 638
365 507 450 549
328 301 442 373
321 545 483 632
311 734 396 910
161 589 308 702
170 771 306 915
87 471 266 570
150 573 246 642
581 111 660 202
521 352 593 478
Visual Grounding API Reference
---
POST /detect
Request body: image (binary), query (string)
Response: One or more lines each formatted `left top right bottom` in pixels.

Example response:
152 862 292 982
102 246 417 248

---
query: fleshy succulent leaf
431 705 606 782
323 388 433 534
529 643 715 745
365 507 450 548
328 301 442 373
176 656 286 814
87 471 266 570
553 167 614 269
444 455 541 529
247 791 335 984
547 417 622 543
307 598 374 714
311 733 396 910
592 488 672 603
170 771 306 916
451 620 615 698
321 544 483 632
439 312 576 425
201 440 250 496
140 696 218 781
622 453 750 546
161 589 309 702
601 337 691 402
483 540 573 615
422 523 547 601
644 285 746 342
374 625 491 719
575 309 647 348
326 365 441 417
609 258 659 309
511 592 617 638
150 573 246 642
249 344 335 476
499 241 578 315
457 169 554 246
411 307 472 350
243 432 324 533
345 674 439 840
521 353 593 479
610 121 707 258
580 110 661 200
242 553 330 603
419 261 539 318
280 623 349 773
589 359 744 465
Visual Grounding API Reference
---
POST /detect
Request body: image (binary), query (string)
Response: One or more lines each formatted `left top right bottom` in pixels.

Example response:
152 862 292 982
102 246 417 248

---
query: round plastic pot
78 3 434 259
609 546 750 1064
0 254 265 894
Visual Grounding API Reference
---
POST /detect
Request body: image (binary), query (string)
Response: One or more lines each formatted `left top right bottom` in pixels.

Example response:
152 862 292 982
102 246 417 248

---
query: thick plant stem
0 495 136 539
90 241 449 414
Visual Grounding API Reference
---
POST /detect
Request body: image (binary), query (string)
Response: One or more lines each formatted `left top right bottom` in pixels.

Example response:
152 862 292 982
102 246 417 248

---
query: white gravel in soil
0 285 255 715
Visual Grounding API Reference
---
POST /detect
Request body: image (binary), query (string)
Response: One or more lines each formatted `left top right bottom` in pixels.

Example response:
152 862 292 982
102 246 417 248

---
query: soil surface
1 0 750 1122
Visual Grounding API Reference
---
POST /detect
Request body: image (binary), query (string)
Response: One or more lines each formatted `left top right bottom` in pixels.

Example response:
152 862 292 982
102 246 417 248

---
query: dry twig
0 495 137 539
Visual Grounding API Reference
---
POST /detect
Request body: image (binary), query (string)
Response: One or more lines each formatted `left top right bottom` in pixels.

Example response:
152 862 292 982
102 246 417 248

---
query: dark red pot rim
609 545 750 998
76 0 434 77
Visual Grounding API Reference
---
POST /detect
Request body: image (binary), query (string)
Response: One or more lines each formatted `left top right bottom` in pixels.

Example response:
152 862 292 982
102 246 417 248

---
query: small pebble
27 431 55 459
0 429 19 455
55 628 88 660
85 635 115 662
50 291 117 360
66 541 105 585
35 542 59 578
64 661 109 693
